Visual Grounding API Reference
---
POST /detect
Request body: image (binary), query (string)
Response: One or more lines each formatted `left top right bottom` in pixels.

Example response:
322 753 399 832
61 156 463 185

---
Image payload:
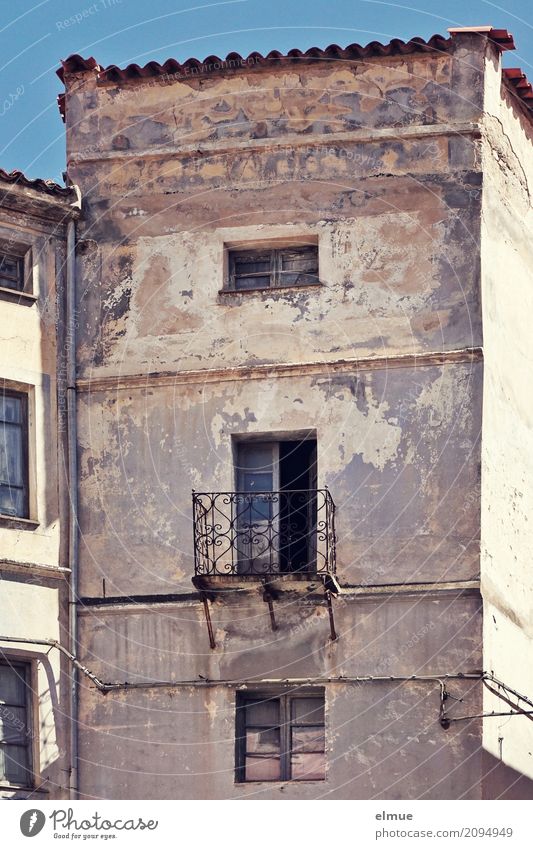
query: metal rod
202 596 216 649
0 635 106 691
98 673 480 692
66 218 79 801
484 673 533 710
325 588 337 641
448 710 533 723
265 597 278 631
483 679 533 723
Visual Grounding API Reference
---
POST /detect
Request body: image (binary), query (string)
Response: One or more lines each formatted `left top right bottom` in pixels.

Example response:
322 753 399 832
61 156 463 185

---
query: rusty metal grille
192 489 336 577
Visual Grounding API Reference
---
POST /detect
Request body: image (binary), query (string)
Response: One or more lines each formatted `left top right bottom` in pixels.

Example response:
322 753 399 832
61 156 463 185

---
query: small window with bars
227 245 319 291
236 690 326 782
0 391 29 519
0 660 33 787
0 254 24 292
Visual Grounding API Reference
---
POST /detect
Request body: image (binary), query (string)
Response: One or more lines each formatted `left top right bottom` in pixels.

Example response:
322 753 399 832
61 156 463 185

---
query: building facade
1 23 533 800
0 172 78 798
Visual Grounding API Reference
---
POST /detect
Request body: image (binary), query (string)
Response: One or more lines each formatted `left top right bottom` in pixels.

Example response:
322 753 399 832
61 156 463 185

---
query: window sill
0 783 47 794
235 779 326 785
219 281 323 296
0 286 37 306
0 514 39 531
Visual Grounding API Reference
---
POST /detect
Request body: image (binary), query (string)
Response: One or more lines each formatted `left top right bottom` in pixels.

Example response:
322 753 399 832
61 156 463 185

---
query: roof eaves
56 33 453 88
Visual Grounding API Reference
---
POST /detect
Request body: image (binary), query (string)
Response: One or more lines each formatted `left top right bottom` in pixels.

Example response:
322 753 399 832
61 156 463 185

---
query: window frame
0 253 24 292
0 243 35 305
0 658 35 789
0 388 30 521
226 244 320 292
235 688 326 783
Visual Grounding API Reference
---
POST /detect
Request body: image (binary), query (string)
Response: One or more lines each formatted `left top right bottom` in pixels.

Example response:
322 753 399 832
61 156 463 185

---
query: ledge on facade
192 572 341 598
0 169 80 222
0 285 38 306
0 514 39 531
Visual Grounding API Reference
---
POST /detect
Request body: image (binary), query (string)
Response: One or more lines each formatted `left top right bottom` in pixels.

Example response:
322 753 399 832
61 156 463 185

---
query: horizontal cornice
76 346 483 393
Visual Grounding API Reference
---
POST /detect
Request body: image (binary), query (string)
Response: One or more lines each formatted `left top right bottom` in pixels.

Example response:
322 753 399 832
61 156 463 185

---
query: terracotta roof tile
0 168 72 197
503 67 533 107
56 34 453 86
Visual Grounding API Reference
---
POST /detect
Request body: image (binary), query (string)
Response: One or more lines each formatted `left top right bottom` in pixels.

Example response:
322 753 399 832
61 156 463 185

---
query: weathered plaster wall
77 591 482 800
77 362 481 596
0 210 66 565
65 45 483 378
0 195 72 799
65 43 484 154
66 35 488 800
0 574 70 799
480 51 533 790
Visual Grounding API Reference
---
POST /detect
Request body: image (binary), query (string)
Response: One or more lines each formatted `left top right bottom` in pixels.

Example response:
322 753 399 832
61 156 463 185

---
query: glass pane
0 705 29 743
246 727 280 754
0 256 23 291
279 271 320 287
234 255 271 275
244 698 280 726
0 396 22 424
291 697 325 725
235 276 271 290
236 493 273 524
292 727 325 753
0 665 27 706
0 423 23 485
291 752 325 781
242 473 273 493
0 484 24 517
245 755 281 781
280 248 318 272
238 445 274 472
0 744 29 785
279 248 318 286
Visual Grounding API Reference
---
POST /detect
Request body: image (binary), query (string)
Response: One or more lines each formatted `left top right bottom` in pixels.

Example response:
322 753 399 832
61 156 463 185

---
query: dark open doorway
235 436 317 573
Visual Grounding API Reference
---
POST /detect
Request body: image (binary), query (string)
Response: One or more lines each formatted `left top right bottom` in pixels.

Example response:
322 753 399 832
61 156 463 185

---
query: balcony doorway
235 437 317 574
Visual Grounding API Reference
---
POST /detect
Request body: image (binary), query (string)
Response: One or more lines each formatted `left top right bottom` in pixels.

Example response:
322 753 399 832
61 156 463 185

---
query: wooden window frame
235 688 326 783
226 244 319 292
0 389 30 521
0 658 35 789
0 245 35 306
0 253 23 291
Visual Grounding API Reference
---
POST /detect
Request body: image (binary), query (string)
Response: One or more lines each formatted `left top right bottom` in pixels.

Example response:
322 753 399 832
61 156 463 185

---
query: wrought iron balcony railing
192 489 336 578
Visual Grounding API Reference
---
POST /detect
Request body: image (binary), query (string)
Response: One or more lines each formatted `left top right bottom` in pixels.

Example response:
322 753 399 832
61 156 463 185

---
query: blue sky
1 0 533 182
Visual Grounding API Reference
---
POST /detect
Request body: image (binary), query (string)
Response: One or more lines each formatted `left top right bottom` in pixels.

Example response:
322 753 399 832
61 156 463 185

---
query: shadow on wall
483 750 533 800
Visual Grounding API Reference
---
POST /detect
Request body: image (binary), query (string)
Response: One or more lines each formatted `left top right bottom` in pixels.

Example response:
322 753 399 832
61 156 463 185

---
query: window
227 245 319 291
0 254 24 291
0 660 33 787
236 690 325 782
0 390 29 519
235 438 317 573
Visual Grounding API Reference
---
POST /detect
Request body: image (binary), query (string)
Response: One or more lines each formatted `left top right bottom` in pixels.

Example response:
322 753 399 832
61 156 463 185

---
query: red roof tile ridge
503 66 533 106
56 33 453 85
0 168 72 197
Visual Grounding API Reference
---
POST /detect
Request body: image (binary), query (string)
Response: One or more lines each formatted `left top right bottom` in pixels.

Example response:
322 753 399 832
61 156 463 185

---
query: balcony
192 488 337 593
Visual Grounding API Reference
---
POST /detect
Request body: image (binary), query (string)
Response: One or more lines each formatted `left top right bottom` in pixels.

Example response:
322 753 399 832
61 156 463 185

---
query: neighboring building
0 171 79 798
2 23 533 801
